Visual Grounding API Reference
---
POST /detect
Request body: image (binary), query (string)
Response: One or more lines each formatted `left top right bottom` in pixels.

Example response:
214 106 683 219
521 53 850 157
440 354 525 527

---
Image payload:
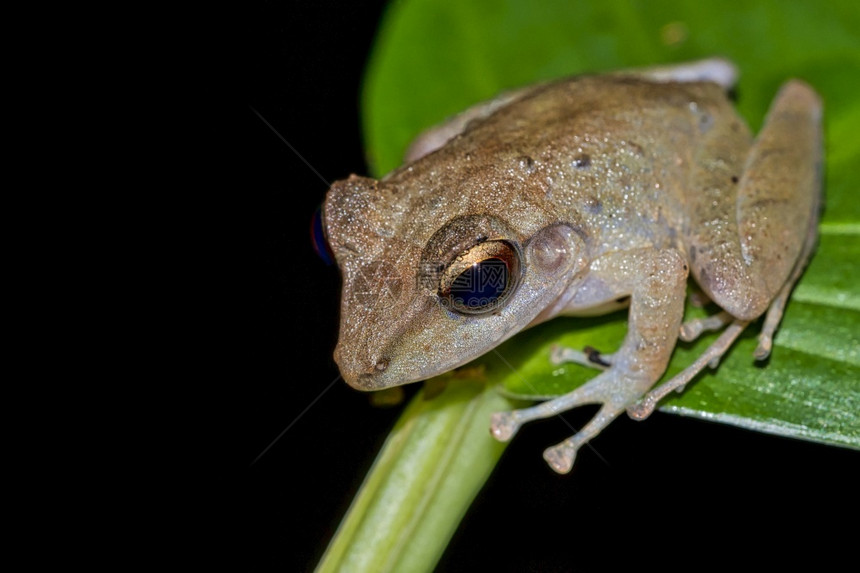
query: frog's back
444 76 753 256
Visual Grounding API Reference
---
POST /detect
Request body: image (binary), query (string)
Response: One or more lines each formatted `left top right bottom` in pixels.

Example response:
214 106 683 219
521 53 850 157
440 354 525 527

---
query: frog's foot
491 368 649 473
627 319 748 421
679 310 733 342
550 344 612 370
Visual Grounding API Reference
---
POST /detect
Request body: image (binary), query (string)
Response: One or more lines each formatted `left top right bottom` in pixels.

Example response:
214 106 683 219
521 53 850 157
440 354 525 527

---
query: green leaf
363 0 860 447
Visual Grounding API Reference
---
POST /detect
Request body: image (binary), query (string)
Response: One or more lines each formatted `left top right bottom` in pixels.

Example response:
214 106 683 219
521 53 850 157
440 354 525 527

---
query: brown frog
322 59 822 473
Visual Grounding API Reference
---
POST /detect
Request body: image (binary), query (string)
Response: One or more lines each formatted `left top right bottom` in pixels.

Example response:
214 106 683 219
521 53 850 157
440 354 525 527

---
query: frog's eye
310 204 334 265
439 240 521 315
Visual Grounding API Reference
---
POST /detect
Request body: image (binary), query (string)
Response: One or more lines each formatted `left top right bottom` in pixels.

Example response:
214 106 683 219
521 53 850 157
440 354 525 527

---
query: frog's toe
679 310 732 342
543 444 576 474
550 344 611 370
627 396 659 421
490 411 519 442
754 335 773 361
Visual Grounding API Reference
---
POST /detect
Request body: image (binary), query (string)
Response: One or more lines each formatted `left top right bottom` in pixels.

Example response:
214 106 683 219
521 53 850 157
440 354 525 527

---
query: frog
320 58 822 474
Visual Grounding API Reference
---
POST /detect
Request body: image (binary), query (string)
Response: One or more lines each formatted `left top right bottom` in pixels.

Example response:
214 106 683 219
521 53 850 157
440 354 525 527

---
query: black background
243 2 857 570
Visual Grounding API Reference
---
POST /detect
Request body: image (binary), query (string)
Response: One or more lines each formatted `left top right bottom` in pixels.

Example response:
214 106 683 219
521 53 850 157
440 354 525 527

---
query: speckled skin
323 60 821 472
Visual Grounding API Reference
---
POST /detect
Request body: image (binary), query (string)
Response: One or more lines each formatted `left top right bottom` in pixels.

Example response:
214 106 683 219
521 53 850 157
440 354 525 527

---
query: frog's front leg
491 248 688 473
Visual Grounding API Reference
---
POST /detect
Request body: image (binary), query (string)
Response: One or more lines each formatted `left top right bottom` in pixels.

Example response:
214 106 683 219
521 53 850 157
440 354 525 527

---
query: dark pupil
450 258 509 309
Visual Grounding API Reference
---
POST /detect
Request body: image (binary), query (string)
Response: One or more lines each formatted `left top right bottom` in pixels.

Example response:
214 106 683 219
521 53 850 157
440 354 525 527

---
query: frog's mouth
336 313 517 392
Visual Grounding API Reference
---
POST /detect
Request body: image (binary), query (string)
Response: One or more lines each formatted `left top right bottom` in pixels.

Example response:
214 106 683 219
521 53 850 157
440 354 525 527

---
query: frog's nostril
357 357 389 379
355 360 389 390
362 358 389 377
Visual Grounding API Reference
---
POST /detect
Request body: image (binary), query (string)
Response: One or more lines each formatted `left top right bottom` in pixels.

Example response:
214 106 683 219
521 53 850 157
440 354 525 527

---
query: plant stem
316 374 519 572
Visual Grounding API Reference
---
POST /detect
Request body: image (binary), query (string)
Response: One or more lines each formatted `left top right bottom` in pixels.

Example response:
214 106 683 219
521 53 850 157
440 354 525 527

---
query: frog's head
323 173 588 391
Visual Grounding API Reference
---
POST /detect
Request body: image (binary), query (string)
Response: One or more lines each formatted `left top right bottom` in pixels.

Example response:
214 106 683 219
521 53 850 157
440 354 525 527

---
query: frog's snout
334 345 392 391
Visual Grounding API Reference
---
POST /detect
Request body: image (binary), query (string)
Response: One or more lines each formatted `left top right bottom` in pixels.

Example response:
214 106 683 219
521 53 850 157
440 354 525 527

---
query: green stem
316 374 519 573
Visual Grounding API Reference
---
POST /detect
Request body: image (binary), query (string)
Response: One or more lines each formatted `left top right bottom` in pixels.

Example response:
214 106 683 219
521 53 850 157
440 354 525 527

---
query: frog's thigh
615 58 737 89
688 80 822 320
